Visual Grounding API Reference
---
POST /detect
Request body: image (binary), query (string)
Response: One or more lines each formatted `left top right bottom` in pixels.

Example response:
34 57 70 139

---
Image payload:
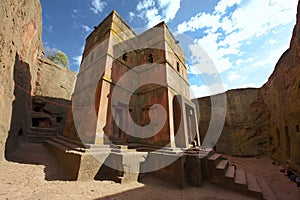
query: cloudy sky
41 0 298 98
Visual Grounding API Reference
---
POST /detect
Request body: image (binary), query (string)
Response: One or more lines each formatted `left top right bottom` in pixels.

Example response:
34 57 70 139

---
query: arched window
176 62 180 73
148 54 154 63
122 52 128 62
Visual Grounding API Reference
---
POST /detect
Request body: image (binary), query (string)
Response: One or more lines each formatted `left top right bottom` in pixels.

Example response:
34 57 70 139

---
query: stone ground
0 140 298 200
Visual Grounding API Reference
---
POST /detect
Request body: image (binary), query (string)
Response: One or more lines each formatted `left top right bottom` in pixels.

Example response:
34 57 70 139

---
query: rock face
261 0 300 174
196 0 300 174
0 0 43 162
0 0 76 162
196 89 272 156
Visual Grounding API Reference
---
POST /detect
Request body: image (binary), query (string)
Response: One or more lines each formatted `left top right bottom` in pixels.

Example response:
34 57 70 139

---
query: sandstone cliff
0 0 43 162
262 0 300 173
196 88 272 156
196 0 300 173
0 0 76 162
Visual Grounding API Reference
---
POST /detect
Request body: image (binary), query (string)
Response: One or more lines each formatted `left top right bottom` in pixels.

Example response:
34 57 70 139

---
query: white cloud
129 11 135 23
81 25 92 33
178 0 297 83
214 0 241 14
227 71 242 81
45 25 53 32
157 0 181 22
72 45 85 72
190 83 226 98
135 0 181 28
189 35 233 74
71 9 83 19
90 0 107 14
240 83 256 88
73 55 82 69
145 8 162 28
249 44 288 68
177 12 220 34
266 39 277 46
137 0 155 11
235 57 253 65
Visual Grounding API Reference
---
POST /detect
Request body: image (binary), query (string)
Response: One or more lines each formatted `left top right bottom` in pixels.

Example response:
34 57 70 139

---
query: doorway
112 108 126 144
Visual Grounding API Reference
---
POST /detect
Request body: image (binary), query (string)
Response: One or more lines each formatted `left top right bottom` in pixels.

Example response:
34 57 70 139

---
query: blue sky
41 0 298 98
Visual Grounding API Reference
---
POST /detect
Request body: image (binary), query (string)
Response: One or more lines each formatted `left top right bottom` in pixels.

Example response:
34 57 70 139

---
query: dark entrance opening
173 96 184 147
112 108 126 144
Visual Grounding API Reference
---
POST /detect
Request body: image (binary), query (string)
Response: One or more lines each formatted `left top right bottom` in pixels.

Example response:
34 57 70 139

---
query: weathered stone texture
196 89 272 156
35 57 76 100
69 11 199 149
261 1 300 173
0 0 43 162
0 0 76 161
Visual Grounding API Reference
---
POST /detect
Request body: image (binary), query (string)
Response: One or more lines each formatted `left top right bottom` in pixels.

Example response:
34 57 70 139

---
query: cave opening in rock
32 118 51 128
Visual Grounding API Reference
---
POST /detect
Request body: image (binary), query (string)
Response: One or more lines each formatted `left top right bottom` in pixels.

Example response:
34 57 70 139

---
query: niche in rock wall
56 117 63 123
32 118 52 128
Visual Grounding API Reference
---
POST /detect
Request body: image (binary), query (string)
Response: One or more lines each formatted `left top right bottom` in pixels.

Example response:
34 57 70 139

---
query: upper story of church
78 10 190 99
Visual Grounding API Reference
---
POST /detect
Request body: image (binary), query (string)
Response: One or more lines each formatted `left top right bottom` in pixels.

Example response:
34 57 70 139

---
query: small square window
122 53 128 62
148 54 154 63
176 62 180 72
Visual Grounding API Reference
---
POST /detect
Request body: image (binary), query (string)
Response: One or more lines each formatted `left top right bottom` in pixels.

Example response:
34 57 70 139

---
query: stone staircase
202 150 277 200
26 127 58 142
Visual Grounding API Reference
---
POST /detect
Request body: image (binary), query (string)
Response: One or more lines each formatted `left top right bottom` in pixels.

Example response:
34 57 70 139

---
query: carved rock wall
0 0 43 162
261 0 300 173
196 89 272 156
0 0 76 162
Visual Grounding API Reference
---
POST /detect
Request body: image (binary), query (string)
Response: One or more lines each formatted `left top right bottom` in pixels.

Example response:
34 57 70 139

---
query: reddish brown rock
0 0 76 162
262 0 300 174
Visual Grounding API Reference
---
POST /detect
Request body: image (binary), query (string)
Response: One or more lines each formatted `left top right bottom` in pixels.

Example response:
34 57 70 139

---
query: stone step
50 138 85 152
246 173 263 199
208 153 222 161
235 169 247 185
30 127 57 134
199 148 213 158
56 135 85 147
225 165 235 179
26 134 55 143
246 173 262 193
257 178 277 200
28 131 57 137
216 159 229 170
87 144 114 149
44 139 72 152
216 159 229 179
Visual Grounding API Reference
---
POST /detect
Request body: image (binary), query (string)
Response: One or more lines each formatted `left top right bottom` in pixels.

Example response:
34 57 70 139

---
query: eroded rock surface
0 0 76 162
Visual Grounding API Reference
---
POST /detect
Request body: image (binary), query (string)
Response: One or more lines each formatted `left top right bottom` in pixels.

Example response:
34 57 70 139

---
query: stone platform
44 136 203 187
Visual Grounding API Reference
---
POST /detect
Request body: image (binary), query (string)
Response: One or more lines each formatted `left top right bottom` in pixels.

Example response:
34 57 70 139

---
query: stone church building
69 10 200 149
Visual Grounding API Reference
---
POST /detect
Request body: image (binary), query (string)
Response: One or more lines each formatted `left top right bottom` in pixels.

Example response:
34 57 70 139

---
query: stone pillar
167 90 176 148
95 80 110 144
181 101 190 148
